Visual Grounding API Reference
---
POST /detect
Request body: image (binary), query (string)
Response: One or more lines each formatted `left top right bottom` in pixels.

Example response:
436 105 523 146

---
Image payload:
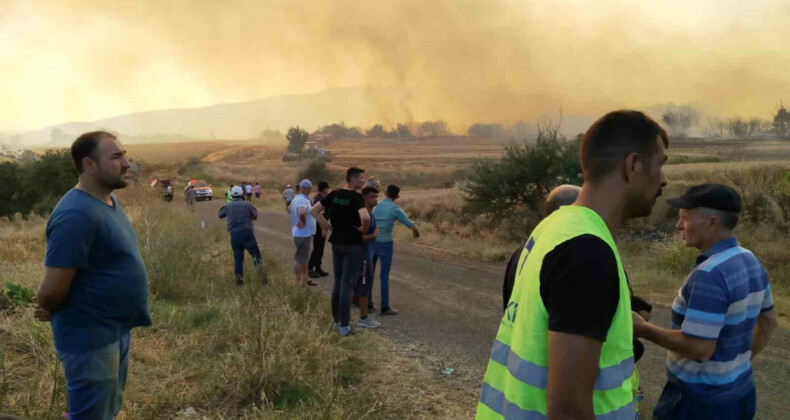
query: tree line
662 103 790 139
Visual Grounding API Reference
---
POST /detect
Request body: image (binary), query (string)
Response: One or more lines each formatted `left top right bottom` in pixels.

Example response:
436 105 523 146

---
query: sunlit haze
2 0 789 138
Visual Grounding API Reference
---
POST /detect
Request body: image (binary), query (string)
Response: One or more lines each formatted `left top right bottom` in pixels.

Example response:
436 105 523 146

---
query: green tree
298 159 333 185
774 104 790 137
365 124 387 138
462 122 581 226
395 123 412 138
287 126 309 153
661 110 696 138
0 149 78 218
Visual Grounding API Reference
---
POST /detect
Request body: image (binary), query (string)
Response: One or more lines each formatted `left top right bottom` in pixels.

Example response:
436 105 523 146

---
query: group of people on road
283 169 419 335
226 181 260 202
32 109 780 420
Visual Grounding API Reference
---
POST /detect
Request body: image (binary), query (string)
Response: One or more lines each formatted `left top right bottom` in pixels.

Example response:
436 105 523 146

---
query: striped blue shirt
668 237 774 402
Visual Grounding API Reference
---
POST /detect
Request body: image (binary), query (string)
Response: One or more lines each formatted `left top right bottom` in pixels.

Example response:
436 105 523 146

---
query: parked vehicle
193 181 213 201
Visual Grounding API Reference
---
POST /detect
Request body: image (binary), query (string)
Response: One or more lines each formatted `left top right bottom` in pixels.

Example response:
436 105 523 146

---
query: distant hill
6 87 381 146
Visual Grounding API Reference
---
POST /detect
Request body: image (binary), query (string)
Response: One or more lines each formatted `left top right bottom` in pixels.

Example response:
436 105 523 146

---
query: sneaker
308 271 321 279
339 325 355 336
316 269 330 277
380 307 399 316
357 317 381 329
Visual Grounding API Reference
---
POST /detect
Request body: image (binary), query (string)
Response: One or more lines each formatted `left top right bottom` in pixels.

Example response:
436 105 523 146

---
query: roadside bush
462 121 582 235
298 159 334 186
177 156 202 175
0 150 77 218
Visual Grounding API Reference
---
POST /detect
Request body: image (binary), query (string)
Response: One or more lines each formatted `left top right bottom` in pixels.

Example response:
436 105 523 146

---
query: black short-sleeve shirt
503 234 621 342
539 235 620 342
320 189 365 246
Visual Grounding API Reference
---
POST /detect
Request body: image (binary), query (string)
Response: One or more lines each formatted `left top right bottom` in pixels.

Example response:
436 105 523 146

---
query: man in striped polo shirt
633 184 777 419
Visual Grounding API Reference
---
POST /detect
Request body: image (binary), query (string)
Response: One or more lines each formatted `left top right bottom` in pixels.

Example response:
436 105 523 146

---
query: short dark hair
580 110 668 182
318 181 330 192
346 167 365 182
71 131 116 173
362 186 379 196
386 184 400 198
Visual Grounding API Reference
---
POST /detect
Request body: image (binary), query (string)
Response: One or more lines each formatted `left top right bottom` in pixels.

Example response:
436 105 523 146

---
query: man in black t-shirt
502 185 653 360
310 167 370 336
308 181 331 278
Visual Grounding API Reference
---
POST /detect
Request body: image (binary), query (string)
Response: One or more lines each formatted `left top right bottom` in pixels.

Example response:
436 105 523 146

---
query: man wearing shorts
291 179 317 287
355 186 381 329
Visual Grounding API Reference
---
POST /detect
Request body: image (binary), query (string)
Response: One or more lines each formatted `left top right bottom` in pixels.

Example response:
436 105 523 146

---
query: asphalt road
192 198 789 419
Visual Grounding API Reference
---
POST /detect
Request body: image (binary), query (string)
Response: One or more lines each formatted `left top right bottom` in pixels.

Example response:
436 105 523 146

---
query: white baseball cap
231 186 244 197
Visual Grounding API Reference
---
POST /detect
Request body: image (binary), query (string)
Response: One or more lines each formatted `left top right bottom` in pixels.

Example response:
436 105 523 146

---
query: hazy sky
2 0 788 132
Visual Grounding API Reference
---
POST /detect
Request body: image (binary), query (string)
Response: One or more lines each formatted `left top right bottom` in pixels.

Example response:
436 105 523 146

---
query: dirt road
193 199 789 419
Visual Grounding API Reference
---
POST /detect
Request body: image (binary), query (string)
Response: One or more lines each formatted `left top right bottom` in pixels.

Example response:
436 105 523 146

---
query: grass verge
0 185 471 419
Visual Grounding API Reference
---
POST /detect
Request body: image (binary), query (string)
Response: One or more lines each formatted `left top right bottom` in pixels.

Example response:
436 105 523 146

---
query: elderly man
35 131 151 419
219 185 263 286
635 184 777 420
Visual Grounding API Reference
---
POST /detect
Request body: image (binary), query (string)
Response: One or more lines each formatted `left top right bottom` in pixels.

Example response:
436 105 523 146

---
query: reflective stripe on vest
477 206 635 420
489 340 635 391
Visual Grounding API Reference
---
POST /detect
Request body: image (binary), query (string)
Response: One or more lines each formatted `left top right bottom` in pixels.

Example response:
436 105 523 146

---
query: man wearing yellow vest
478 110 669 420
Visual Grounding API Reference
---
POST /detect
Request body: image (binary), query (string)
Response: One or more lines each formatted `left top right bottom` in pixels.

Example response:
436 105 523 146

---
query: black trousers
308 232 326 271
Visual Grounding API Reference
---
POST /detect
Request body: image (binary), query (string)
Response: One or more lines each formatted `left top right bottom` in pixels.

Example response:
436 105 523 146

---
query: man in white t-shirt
291 179 317 286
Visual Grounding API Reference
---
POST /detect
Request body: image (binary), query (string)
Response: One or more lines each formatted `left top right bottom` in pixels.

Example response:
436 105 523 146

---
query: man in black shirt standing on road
311 168 370 336
308 181 331 279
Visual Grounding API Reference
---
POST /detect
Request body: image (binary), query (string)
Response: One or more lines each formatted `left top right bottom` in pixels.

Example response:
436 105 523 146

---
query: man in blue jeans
371 184 420 315
35 131 152 419
219 185 263 286
311 167 370 336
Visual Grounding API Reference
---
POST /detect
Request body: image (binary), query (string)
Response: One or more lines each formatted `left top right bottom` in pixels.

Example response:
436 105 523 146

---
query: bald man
542 184 582 217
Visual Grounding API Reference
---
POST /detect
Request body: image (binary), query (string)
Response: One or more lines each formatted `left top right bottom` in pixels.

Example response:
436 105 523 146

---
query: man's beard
98 169 128 190
629 187 662 219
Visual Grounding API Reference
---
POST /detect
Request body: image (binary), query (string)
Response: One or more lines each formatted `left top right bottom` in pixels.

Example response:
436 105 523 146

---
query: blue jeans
230 229 262 277
57 331 130 420
372 241 394 310
332 244 361 327
654 381 756 420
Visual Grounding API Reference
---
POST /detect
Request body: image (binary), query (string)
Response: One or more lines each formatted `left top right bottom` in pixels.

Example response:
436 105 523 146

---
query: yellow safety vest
477 206 635 420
